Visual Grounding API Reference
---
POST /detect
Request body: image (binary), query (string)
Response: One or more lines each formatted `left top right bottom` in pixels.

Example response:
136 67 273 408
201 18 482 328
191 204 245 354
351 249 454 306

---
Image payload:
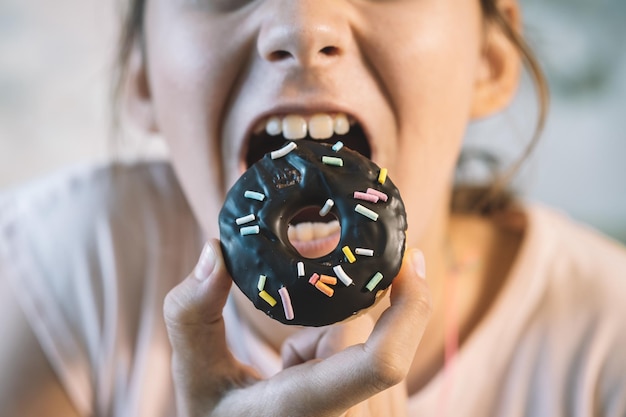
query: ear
470 0 522 119
126 40 159 133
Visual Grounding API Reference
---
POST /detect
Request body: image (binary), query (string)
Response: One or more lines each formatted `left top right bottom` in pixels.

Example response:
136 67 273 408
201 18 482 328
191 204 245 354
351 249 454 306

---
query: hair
112 0 549 216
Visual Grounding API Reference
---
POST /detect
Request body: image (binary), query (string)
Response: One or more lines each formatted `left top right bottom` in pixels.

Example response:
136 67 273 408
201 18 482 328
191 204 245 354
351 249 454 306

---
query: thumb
163 239 233 364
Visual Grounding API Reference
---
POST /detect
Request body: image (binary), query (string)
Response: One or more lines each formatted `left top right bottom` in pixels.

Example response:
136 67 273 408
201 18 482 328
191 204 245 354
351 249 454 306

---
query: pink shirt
2 161 625 416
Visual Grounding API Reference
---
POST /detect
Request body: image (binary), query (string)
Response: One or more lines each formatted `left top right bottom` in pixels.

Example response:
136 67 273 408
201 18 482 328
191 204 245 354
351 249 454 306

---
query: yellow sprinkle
342 246 356 263
378 168 388 185
259 290 277 307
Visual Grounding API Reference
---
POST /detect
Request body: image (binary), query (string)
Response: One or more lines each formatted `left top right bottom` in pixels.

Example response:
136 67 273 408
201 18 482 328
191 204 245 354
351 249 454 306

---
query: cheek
143 6 255 235
358 3 483 237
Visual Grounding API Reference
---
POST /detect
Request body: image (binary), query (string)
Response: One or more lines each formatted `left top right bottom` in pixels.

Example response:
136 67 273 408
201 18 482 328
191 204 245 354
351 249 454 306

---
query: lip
238 103 375 174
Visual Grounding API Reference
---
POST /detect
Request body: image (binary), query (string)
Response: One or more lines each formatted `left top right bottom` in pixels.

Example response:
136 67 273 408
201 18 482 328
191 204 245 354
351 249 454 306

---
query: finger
267 249 432 416
364 248 432 379
281 315 374 368
163 239 234 367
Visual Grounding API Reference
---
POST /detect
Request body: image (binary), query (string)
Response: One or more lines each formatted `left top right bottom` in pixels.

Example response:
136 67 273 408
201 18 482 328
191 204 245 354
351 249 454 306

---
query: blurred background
1 0 625 243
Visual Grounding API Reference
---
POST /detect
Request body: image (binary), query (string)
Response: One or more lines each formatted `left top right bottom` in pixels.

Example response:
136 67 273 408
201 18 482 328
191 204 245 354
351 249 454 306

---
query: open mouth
244 112 371 259
244 112 372 168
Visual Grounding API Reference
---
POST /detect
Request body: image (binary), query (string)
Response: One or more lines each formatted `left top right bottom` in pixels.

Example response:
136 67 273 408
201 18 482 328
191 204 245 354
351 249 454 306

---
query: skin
1 0 524 415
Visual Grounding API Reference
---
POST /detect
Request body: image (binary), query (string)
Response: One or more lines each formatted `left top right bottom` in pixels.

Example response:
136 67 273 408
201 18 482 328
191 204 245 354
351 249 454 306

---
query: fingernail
411 249 426 280
194 242 216 281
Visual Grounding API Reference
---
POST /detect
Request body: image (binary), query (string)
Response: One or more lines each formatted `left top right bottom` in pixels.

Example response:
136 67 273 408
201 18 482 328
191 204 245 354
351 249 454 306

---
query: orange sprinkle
315 281 334 297
319 275 338 285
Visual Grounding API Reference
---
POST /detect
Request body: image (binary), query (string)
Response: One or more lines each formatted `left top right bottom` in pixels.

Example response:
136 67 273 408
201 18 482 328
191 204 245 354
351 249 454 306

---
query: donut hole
287 206 341 259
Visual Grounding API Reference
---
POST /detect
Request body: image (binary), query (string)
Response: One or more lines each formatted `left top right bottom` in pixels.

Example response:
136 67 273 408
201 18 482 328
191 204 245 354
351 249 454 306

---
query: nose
257 0 350 68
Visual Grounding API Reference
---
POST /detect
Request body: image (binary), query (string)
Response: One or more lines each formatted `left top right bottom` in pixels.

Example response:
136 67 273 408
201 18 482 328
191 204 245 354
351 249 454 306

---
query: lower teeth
287 220 340 242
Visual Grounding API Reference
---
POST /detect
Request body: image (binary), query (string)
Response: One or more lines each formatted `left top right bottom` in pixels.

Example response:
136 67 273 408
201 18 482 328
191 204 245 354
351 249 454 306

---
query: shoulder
0 159 197 248
0 159 191 224
523 205 626 415
0 160 202 414
529 205 626 309
0 158 203 304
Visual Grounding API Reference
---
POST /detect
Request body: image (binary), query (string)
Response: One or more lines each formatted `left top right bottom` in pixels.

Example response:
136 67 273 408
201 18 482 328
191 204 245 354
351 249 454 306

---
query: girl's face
135 0 518 245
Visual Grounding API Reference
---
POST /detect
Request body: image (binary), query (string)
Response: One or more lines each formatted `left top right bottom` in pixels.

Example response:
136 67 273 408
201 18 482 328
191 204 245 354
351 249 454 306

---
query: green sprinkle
355 204 379 221
365 272 384 292
240 225 260 236
257 275 267 291
322 156 344 167
244 191 265 201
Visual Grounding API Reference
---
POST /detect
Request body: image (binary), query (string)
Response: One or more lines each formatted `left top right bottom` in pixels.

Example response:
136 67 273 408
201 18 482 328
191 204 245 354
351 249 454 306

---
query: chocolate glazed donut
219 140 407 326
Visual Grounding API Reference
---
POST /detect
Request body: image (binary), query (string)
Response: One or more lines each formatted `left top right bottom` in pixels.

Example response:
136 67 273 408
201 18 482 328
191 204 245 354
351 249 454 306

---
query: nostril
268 50 294 62
319 46 340 56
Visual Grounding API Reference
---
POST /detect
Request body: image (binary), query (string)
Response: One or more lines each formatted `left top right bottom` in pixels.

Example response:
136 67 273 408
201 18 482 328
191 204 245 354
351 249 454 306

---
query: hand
163 239 431 417
280 316 411 417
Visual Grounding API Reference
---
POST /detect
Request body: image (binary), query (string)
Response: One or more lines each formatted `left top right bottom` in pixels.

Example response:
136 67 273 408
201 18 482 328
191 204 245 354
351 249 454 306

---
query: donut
219 139 407 326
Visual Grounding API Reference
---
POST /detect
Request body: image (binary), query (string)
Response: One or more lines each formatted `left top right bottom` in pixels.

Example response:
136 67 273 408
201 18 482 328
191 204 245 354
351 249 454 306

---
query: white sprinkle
244 191 265 201
355 248 374 257
297 262 305 277
355 204 379 221
333 265 354 287
240 225 260 236
332 141 344 152
235 214 256 225
271 142 297 159
319 199 335 217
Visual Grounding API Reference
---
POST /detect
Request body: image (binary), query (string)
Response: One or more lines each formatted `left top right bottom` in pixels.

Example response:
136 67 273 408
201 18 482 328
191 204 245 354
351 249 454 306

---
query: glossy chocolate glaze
219 140 407 326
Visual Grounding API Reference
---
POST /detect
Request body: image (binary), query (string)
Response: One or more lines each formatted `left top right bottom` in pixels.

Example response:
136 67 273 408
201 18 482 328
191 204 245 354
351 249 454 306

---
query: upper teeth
261 113 352 140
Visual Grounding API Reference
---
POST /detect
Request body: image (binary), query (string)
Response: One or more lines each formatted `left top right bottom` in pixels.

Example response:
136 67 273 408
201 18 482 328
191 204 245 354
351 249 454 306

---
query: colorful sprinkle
319 199 335 217
355 248 374 257
278 287 295 320
366 188 388 202
235 214 256 225
332 141 344 152
297 262 305 277
257 274 267 291
353 191 379 203
333 265 354 287
365 272 384 292
244 190 266 201
355 204 379 221
319 275 338 285
342 246 357 263
378 168 388 185
240 225 260 236
259 290 277 307
315 281 334 297
322 156 344 167
271 142 297 159
308 273 320 285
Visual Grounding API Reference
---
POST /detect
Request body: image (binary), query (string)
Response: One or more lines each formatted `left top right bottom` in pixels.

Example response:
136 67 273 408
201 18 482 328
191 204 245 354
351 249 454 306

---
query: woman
2 0 625 415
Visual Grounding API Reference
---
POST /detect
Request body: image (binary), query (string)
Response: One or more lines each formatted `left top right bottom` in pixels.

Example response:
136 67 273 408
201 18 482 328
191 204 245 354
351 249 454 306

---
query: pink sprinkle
308 273 320 285
354 191 379 203
366 188 388 202
278 287 295 321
